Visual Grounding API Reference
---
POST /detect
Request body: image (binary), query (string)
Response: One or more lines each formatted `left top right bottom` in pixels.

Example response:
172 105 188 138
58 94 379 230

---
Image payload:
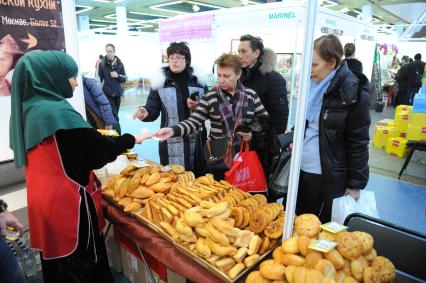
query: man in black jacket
406 53 425 104
238 34 289 134
98 43 127 133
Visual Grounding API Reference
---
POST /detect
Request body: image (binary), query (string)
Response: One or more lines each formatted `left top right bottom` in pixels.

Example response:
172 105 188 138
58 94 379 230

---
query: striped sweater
172 87 268 138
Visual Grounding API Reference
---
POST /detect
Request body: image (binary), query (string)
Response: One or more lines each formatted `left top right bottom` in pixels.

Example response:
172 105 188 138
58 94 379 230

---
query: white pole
283 0 320 240
62 0 86 119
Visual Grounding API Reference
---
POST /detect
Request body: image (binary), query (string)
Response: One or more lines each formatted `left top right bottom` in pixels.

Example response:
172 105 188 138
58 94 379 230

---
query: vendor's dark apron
26 136 104 259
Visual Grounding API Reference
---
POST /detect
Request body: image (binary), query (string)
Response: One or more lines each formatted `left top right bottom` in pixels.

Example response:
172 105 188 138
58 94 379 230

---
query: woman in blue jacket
83 76 116 130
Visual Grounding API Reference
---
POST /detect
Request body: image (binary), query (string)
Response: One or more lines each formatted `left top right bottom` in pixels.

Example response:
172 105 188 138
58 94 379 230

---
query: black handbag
203 137 234 172
268 149 292 200
193 128 207 177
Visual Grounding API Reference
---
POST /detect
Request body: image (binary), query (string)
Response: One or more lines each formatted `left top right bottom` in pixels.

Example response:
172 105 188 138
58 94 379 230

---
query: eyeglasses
168 55 185 61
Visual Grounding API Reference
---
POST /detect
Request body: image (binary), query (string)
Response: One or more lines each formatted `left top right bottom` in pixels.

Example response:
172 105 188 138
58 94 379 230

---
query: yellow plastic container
385 137 409 158
387 120 396 127
396 105 413 116
373 126 395 149
409 112 426 127
406 125 426 141
394 110 409 133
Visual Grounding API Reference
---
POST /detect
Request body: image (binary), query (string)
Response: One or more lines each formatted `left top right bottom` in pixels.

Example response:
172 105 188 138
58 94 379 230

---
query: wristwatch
0 199 8 213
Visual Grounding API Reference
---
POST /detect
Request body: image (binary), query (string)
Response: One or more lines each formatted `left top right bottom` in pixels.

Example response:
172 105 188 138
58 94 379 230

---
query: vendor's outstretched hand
154 128 174 141
133 133 153 144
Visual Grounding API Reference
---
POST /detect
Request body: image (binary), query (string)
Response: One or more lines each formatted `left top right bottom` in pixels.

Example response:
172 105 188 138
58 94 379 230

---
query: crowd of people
2 34 375 282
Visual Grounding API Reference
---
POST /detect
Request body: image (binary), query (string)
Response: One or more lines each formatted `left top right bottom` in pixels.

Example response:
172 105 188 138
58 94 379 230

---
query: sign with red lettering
0 0 65 97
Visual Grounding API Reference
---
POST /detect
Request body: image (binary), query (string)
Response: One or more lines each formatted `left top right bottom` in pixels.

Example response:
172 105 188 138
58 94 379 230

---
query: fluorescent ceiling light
76 5 93 14
322 0 338 8
93 0 124 3
104 13 143 22
150 1 187 14
129 12 170 18
90 19 117 23
90 23 108 27
150 0 224 14
186 0 223 9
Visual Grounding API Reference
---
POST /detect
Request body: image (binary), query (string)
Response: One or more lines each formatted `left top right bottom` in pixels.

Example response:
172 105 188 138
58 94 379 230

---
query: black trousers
40 190 114 283
107 96 121 134
296 170 332 223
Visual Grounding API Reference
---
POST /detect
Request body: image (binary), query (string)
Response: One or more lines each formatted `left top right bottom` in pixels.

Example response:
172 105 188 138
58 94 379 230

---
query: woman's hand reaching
154 128 174 142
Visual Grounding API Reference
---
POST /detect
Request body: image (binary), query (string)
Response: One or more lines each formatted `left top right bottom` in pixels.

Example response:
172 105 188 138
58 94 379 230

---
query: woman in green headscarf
10 50 149 283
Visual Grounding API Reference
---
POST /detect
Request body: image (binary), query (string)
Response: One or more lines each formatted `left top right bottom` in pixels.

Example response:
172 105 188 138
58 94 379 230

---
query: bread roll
315 259 336 279
293 266 307 283
244 254 260 268
281 254 305 267
304 251 323 269
227 262 245 279
297 235 312 256
282 236 299 254
248 235 262 256
215 257 235 272
324 249 345 270
259 259 286 280
305 269 324 283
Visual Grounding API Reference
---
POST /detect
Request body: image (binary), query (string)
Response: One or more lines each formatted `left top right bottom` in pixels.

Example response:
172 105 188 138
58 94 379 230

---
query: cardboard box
407 125 426 141
166 268 186 283
103 222 122 273
409 112 426 127
386 137 409 158
373 126 395 149
121 249 146 283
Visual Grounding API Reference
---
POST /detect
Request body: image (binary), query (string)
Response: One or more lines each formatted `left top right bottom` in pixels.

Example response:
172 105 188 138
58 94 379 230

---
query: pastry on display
101 161 287 281
246 214 396 283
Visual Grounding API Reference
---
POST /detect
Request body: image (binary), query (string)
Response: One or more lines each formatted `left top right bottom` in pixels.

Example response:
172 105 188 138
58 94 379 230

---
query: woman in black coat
132 42 208 172
296 35 371 223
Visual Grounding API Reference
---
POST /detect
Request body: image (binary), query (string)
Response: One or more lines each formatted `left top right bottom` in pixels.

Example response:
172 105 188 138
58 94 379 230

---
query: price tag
309 239 337 253
131 160 150 168
321 221 348 234
161 165 171 172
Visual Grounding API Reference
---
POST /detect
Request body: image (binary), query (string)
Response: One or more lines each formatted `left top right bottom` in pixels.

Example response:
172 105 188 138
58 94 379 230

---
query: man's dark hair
166 42 191 66
414 53 421 60
239 34 264 58
409 58 414 63
105 43 115 51
343 43 355 58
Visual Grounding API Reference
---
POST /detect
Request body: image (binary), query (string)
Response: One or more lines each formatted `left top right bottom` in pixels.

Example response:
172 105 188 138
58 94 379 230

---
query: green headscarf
9 50 91 168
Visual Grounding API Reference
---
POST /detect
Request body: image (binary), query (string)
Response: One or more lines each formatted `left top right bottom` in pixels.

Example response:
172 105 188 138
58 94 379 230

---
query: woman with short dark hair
133 42 208 172
296 35 371 222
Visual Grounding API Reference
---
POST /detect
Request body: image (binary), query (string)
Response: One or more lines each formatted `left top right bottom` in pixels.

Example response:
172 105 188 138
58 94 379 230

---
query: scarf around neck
306 68 338 123
217 81 249 137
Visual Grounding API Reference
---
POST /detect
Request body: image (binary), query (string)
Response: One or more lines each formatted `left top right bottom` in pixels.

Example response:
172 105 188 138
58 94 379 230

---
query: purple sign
159 14 213 43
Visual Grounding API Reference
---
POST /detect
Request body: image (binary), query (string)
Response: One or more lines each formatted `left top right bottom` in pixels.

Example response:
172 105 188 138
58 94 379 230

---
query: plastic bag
268 150 291 199
331 191 379 225
225 141 267 193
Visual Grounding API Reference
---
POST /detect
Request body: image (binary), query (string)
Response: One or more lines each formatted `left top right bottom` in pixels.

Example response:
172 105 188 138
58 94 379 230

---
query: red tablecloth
102 199 226 283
